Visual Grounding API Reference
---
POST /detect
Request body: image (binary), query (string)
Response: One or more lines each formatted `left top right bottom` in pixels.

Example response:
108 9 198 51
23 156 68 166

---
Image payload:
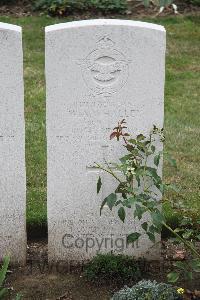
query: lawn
0 15 199 232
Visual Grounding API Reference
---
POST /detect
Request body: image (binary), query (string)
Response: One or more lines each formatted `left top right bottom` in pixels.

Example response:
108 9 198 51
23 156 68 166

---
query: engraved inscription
79 36 130 95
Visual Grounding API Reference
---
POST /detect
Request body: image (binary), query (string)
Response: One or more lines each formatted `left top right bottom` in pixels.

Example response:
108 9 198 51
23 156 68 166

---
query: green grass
0 15 199 230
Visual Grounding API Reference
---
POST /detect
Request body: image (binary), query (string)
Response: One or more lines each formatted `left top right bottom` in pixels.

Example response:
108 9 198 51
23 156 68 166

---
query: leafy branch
95 120 200 283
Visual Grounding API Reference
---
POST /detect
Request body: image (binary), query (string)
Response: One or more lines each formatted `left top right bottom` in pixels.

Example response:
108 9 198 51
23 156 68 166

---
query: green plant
191 0 200 5
143 0 173 6
185 0 200 6
84 253 141 283
95 120 200 283
34 0 86 14
0 257 22 299
33 0 127 15
111 280 183 300
0 256 10 299
142 0 178 14
162 199 200 240
173 216 200 242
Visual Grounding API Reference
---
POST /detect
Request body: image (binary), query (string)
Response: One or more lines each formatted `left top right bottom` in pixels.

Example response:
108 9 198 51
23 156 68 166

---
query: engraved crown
97 36 114 49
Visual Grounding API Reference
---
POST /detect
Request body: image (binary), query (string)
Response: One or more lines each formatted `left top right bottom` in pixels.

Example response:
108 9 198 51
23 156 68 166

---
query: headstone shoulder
0 22 21 32
45 19 165 33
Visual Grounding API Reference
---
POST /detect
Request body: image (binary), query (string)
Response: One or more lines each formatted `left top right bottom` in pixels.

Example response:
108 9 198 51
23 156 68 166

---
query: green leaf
106 193 117 211
151 210 165 227
122 193 127 199
127 196 137 206
100 198 107 216
145 167 162 186
115 199 122 206
147 232 156 243
0 256 10 287
159 183 164 193
149 224 161 234
100 193 117 215
173 261 186 270
128 139 137 145
185 271 193 281
174 228 183 233
168 184 180 193
97 176 102 194
118 207 126 223
143 0 150 7
151 145 156 153
154 154 160 166
189 259 200 272
137 193 151 201
0 288 8 298
167 272 180 283
159 0 173 7
137 134 145 141
165 154 177 168
159 0 166 6
125 144 135 152
122 199 131 208
141 222 148 232
182 230 193 240
146 201 157 209
134 204 147 220
115 182 127 194
180 216 192 226
135 174 141 186
119 154 132 164
127 232 141 243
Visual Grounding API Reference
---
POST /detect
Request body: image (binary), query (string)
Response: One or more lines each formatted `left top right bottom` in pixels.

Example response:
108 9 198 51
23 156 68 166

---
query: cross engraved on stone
86 144 118 172
86 144 121 205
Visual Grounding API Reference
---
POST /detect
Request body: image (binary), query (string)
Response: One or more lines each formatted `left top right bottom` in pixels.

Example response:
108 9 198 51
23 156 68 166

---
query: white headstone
46 19 166 263
0 23 26 265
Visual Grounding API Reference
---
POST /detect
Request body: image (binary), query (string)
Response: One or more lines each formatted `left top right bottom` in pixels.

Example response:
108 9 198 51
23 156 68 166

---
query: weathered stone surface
46 19 166 263
0 22 26 265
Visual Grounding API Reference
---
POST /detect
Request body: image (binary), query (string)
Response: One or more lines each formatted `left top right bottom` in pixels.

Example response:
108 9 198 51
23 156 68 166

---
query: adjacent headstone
0 23 26 265
46 19 166 263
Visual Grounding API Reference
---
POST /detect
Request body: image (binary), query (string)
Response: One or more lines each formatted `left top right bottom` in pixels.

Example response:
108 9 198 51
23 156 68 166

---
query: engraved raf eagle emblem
89 60 127 83
79 36 130 95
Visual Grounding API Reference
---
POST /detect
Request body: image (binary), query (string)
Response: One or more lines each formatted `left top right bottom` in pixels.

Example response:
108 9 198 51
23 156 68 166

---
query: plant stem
94 163 123 183
163 222 200 258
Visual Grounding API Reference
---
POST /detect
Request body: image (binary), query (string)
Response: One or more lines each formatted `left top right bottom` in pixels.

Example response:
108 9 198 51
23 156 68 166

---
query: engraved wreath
79 36 129 95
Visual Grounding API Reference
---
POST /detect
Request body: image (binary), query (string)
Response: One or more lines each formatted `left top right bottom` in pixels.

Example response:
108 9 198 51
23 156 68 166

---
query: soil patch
0 0 199 17
4 239 200 300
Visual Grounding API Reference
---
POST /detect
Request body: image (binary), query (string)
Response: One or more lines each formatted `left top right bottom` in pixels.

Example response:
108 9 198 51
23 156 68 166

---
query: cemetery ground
0 14 199 299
